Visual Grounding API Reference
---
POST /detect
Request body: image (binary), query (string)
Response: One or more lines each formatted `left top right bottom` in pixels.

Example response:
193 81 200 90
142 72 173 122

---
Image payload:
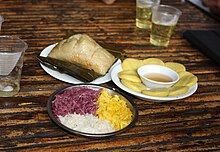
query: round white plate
40 44 121 84
111 64 198 102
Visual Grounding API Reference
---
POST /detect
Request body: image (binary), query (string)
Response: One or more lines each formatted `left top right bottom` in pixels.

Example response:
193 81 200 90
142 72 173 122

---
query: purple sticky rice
52 86 101 120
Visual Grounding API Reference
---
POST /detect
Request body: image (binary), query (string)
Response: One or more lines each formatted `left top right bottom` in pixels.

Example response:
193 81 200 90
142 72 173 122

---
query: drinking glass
150 5 182 47
136 0 160 29
0 36 28 97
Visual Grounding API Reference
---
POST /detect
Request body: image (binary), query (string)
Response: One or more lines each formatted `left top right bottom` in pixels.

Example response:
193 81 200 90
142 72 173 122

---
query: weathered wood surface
0 0 220 151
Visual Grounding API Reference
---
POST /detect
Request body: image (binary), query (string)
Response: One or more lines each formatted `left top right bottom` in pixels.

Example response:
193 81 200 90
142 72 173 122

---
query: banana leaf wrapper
37 43 124 82
99 43 125 60
37 56 101 82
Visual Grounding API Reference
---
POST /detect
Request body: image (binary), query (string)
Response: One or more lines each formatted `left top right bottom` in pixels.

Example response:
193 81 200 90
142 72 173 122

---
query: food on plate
51 86 134 134
121 79 146 93
173 74 198 87
118 57 198 97
178 71 193 78
118 70 141 83
165 62 186 73
48 34 116 75
96 89 133 130
142 88 169 97
142 85 189 97
143 58 164 66
59 113 115 134
121 57 166 71
118 73 141 83
186 75 198 87
37 56 100 82
122 58 143 71
168 86 189 96
52 86 101 118
118 70 137 75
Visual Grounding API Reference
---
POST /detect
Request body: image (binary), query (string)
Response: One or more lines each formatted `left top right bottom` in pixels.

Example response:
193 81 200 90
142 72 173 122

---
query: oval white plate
40 44 121 84
111 64 198 102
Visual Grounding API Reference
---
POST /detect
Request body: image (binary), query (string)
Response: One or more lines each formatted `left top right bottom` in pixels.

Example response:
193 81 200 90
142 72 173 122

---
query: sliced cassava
121 79 146 92
143 58 164 66
165 62 186 73
142 88 169 97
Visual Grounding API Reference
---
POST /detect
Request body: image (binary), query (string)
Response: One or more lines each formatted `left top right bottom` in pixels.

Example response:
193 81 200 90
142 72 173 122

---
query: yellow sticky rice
96 89 133 130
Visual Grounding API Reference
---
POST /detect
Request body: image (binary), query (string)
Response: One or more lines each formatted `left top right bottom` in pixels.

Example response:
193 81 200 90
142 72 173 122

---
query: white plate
111 64 198 102
40 44 121 84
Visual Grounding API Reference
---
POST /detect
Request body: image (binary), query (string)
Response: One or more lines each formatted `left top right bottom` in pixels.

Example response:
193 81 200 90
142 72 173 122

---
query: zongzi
48 34 116 75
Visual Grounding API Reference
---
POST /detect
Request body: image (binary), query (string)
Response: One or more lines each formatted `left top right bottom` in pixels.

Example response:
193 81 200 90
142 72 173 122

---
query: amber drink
136 0 160 29
150 5 182 47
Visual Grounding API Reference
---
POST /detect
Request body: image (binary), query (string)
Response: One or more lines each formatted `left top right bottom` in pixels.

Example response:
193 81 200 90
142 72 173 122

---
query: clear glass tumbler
150 5 182 47
0 36 28 97
136 0 160 29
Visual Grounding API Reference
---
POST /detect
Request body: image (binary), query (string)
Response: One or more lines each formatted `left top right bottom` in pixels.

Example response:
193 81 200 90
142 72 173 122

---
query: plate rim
39 43 121 84
111 64 198 102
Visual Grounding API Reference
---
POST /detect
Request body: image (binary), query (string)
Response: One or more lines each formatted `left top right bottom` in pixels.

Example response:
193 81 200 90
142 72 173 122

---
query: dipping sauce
144 73 173 82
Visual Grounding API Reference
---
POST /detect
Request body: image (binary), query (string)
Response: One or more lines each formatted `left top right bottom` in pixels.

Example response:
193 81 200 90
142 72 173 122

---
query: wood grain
0 0 220 151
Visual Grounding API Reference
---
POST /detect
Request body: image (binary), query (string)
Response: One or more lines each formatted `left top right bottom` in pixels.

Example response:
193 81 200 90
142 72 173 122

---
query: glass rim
0 35 28 51
153 4 182 15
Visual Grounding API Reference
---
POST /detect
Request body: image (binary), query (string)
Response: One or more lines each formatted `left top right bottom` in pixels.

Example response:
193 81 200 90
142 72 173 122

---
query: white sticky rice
58 113 115 134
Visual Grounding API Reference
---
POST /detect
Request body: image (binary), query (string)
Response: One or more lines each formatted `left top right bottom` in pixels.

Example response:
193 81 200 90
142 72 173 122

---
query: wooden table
0 0 220 151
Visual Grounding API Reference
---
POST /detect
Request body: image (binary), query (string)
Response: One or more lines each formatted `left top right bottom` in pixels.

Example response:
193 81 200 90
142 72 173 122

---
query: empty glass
0 36 28 97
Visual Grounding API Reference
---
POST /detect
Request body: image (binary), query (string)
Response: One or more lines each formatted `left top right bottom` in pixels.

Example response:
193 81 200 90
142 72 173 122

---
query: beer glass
0 36 28 97
150 5 182 47
136 0 160 29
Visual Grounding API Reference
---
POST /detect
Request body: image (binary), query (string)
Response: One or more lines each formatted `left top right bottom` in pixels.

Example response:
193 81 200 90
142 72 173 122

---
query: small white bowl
137 65 179 89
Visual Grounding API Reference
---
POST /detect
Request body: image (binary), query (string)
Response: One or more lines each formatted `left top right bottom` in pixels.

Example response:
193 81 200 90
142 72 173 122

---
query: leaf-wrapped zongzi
48 34 116 75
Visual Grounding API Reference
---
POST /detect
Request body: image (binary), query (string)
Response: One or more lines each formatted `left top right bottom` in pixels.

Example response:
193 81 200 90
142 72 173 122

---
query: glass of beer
136 0 160 29
150 5 182 47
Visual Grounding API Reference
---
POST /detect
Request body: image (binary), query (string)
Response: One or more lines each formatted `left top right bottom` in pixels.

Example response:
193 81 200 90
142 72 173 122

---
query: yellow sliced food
143 58 164 66
165 62 186 72
118 70 138 76
173 75 198 87
118 74 141 83
185 75 198 87
96 89 133 130
168 86 189 96
122 58 143 71
178 71 193 78
121 79 146 92
142 88 169 97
